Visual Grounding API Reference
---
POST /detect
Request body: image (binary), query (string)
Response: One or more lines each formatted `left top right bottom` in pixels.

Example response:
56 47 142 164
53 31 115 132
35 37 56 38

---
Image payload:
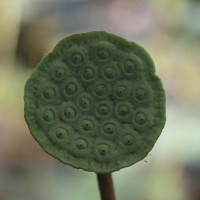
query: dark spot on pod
78 95 92 111
103 123 116 135
55 127 67 139
95 85 106 96
118 105 129 116
93 83 109 99
43 109 55 122
59 102 78 122
65 82 78 96
80 66 96 83
116 86 127 99
83 67 94 79
39 83 59 103
116 86 126 96
113 81 130 100
75 138 88 150
97 104 110 116
70 53 83 65
135 112 147 125
102 120 119 137
81 98 90 108
135 88 146 100
64 107 76 119
96 49 110 61
54 67 65 79
103 66 117 81
80 119 94 132
50 65 67 81
95 101 112 119
43 87 55 99
124 60 135 74
122 134 134 146
115 102 132 122
47 126 71 147
98 144 110 155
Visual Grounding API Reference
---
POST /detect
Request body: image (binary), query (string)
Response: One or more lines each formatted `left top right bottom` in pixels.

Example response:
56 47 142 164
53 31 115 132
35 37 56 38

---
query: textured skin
24 31 166 173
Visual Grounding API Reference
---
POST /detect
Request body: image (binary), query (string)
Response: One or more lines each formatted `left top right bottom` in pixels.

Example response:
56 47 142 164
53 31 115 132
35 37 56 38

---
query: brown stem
97 173 116 200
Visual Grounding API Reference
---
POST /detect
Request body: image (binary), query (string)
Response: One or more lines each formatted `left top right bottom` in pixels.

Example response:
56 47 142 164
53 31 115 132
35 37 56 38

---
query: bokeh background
1 0 200 199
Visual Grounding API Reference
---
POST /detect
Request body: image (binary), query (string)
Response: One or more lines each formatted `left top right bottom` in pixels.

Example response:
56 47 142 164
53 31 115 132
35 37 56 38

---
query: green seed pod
24 31 166 173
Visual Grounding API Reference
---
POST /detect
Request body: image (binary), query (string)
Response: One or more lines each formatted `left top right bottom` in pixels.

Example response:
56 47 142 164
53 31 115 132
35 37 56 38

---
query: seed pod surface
24 31 166 173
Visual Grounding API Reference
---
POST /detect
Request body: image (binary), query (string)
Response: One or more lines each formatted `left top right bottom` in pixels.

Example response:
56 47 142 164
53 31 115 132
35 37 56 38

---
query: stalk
97 173 116 200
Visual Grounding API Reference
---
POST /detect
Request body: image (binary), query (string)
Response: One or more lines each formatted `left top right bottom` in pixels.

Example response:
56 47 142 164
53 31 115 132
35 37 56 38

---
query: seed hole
135 112 147 125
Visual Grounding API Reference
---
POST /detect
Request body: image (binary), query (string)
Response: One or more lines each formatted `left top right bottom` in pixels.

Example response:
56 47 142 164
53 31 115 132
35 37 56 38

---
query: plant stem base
97 173 116 200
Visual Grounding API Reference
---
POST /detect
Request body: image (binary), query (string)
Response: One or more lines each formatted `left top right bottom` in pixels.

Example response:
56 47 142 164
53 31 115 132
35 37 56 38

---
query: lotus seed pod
24 31 166 173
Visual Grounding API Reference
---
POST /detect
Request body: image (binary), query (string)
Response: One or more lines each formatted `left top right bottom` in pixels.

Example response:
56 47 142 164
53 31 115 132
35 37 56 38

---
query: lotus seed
135 88 146 100
124 60 135 74
43 88 55 99
71 53 83 64
81 119 94 132
43 110 55 122
103 67 116 81
64 107 76 119
95 84 107 96
80 97 90 108
116 86 127 98
54 68 64 79
104 123 116 134
56 127 67 139
122 134 134 146
98 144 110 155
81 66 96 82
97 49 110 61
118 105 129 116
75 139 88 150
135 112 147 125
97 105 109 116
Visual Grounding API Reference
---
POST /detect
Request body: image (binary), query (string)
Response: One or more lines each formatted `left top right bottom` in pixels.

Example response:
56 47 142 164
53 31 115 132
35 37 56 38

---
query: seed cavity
98 144 110 155
116 85 127 98
94 84 108 98
65 82 78 96
135 112 147 125
75 138 88 150
103 123 116 135
97 49 110 61
78 95 92 110
54 67 65 79
118 105 129 116
135 88 146 100
82 66 95 81
43 109 55 122
124 60 135 74
63 106 76 120
70 53 83 65
43 87 55 99
55 127 67 139
97 104 110 117
80 119 94 132
122 134 134 146
103 66 117 81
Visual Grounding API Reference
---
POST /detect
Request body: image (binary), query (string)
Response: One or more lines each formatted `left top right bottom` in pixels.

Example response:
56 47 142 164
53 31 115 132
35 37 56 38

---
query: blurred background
0 0 200 199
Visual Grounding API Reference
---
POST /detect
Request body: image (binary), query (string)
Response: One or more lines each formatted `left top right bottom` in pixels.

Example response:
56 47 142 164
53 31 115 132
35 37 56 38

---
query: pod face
24 31 166 173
